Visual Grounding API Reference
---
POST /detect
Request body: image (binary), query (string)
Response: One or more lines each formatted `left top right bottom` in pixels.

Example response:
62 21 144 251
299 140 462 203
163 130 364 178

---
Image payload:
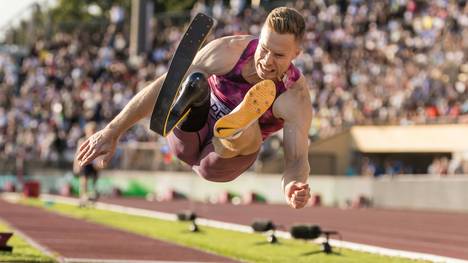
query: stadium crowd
0 0 467 175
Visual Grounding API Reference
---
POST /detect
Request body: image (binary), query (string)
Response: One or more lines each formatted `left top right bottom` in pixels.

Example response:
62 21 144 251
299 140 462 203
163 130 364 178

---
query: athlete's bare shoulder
193 35 257 76
218 35 257 49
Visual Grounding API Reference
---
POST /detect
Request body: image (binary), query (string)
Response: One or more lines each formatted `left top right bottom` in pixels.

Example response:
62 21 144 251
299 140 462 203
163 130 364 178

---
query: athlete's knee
194 163 242 183
167 137 198 165
171 146 198 166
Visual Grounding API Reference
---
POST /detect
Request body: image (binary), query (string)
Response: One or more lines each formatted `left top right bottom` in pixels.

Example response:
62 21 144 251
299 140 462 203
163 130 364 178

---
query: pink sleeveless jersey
207 38 301 140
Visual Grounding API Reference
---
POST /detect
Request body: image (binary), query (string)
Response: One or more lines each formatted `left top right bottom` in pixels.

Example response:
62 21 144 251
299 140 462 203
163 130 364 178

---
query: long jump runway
98 197 468 261
0 198 236 262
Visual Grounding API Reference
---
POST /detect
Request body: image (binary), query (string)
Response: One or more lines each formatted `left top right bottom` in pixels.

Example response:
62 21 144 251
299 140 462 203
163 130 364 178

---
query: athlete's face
254 25 301 80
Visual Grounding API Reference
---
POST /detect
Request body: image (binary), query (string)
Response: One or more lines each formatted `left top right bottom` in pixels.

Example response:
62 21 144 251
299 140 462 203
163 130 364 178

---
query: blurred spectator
361 157 376 176
230 0 246 16
428 156 451 175
191 0 209 18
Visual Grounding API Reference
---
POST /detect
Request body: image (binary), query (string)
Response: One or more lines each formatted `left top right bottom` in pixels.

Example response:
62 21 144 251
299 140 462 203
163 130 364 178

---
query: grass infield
20 198 424 263
0 220 56 262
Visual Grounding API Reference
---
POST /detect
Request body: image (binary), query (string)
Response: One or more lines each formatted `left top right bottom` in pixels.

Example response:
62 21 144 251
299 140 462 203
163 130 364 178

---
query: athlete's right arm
76 36 250 168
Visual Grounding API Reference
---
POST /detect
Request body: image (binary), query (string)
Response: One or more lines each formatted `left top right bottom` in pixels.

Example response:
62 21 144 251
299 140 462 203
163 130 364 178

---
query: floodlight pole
130 0 153 57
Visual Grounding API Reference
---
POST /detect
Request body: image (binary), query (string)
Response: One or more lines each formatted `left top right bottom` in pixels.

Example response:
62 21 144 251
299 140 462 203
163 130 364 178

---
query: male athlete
77 7 312 209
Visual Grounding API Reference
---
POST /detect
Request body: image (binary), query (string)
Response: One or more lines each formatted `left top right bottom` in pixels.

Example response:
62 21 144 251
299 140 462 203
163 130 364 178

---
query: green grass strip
0 220 56 263
22 198 424 263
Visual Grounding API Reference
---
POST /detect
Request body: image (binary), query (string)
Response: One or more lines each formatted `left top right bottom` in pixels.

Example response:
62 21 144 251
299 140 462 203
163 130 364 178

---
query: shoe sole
214 80 276 139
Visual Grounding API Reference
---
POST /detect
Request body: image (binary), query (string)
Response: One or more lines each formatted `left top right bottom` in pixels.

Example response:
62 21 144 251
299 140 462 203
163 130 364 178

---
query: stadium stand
0 0 467 175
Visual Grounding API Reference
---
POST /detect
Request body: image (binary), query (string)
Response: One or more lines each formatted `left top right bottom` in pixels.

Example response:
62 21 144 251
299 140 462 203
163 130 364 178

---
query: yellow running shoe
214 80 276 139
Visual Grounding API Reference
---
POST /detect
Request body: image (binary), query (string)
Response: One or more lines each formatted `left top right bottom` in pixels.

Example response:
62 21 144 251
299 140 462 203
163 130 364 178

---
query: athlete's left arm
273 75 312 209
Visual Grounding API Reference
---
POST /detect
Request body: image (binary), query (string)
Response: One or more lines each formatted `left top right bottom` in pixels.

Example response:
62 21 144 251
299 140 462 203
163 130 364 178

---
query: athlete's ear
293 39 302 58
293 45 302 59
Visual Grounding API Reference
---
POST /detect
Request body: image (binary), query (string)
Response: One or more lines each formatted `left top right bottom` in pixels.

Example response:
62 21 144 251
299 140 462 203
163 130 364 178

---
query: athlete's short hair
265 7 305 42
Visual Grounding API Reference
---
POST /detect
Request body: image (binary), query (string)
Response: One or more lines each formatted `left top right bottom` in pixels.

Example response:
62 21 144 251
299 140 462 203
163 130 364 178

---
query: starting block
0 232 13 252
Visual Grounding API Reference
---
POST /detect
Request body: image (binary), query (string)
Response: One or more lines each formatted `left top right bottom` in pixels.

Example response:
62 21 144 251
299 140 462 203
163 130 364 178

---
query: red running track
0 199 237 262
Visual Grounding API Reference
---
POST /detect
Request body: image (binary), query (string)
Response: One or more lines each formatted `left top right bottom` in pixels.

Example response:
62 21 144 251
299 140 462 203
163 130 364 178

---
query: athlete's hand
285 181 311 209
76 127 120 169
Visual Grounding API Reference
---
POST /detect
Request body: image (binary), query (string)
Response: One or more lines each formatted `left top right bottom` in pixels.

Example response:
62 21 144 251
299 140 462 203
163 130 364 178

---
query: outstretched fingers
79 139 90 151
77 141 91 162
82 146 110 166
